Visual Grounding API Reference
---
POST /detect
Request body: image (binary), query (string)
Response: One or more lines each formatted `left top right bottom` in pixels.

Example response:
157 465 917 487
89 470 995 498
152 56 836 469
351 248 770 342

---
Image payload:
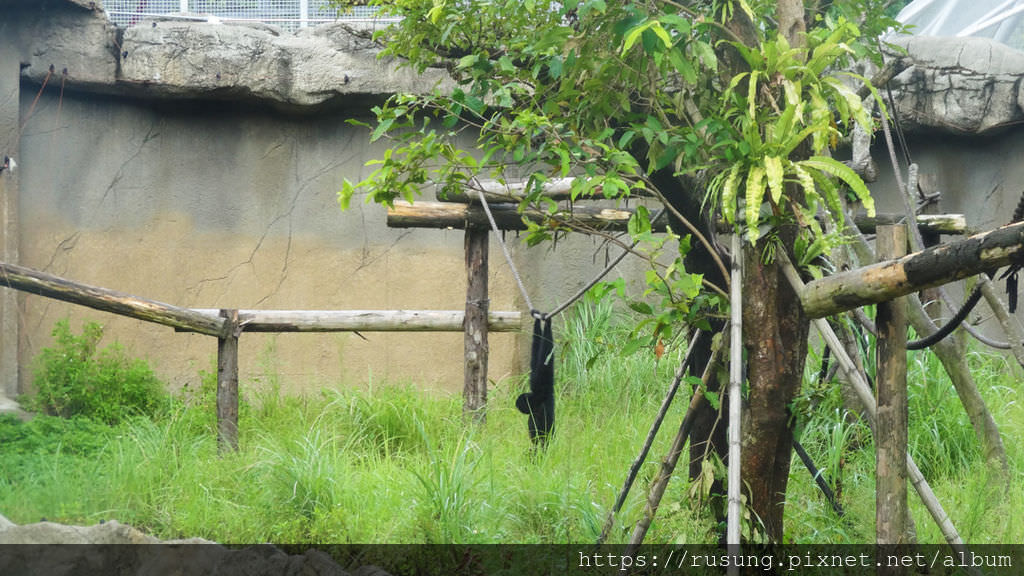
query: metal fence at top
105 1 387 31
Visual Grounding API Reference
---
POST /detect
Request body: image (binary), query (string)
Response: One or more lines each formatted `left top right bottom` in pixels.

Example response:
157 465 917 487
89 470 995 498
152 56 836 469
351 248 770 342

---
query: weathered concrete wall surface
5 2 1024 399
13 88 524 394
1 1 650 397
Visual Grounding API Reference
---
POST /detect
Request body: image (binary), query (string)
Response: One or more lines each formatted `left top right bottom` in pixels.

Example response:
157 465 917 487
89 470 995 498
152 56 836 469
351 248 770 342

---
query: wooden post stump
217 309 240 453
464 227 489 422
876 225 910 552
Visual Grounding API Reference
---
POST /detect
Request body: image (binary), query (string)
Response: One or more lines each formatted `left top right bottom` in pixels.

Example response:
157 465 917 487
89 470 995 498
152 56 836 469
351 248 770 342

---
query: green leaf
764 156 784 204
745 164 765 241
721 162 743 224
456 54 479 70
338 180 355 211
800 156 875 216
629 205 652 237
628 301 653 315
649 22 673 49
622 21 653 55
557 148 571 177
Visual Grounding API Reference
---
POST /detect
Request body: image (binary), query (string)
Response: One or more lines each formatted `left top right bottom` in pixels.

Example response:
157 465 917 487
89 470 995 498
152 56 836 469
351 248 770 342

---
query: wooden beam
464 228 488 422
875 225 909 548
0 261 227 337
853 213 966 235
387 201 666 232
435 177 651 203
714 213 966 235
188 309 521 332
800 220 1024 318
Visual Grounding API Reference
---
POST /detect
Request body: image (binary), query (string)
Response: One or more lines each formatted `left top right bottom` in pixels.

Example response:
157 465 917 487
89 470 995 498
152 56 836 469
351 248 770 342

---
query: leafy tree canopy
337 0 898 340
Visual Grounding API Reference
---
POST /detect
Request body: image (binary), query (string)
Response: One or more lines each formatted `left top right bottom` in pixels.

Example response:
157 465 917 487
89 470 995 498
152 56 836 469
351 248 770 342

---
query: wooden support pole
777 252 969 551
875 225 910 549
217 309 240 453
0 261 228 337
800 220 1024 318
187 309 520 332
387 201 667 232
464 227 489 422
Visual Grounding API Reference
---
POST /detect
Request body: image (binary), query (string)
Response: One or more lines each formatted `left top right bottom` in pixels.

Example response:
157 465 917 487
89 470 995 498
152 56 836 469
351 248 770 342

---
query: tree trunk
740 238 810 541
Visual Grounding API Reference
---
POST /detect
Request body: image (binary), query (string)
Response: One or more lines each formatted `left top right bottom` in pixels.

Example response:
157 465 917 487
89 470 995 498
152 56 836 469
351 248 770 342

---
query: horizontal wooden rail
387 200 666 232
0 262 228 337
187 309 522 332
853 213 966 235
800 220 1024 318
713 213 966 235
435 177 652 204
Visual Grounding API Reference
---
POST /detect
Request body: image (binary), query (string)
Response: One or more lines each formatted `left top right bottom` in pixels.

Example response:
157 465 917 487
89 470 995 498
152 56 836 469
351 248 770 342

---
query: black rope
906 189 1024 350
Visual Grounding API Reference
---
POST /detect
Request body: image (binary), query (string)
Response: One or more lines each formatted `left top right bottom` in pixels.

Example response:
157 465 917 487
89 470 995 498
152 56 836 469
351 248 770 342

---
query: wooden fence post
876 225 909 549
217 309 240 453
464 227 488 422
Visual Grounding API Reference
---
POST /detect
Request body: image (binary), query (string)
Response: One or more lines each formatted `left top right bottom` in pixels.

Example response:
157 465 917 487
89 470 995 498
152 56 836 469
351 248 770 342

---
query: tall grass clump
21 319 168 425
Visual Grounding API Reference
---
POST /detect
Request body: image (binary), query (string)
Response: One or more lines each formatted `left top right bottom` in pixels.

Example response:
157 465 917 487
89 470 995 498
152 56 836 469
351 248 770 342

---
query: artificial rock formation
0 515 384 576
884 35 1024 135
8 0 451 111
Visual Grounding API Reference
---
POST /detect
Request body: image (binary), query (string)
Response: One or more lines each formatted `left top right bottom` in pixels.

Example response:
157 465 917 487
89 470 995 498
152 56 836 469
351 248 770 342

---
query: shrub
22 319 167 424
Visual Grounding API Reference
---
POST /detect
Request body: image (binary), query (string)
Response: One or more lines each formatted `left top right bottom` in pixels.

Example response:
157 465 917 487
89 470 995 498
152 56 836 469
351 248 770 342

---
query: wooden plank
875 225 909 549
188 309 520 332
853 213 966 235
435 177 651 203
217 309 240 453
464 228 488 422
800 220 1024 318
0 261 227 337
387 200 666 232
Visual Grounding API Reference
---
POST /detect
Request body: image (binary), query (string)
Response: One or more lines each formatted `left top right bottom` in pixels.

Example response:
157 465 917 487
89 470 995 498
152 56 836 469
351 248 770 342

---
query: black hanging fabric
516 317 555 446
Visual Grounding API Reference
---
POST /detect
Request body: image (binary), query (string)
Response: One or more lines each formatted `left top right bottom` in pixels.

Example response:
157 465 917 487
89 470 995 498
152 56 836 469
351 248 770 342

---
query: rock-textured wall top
9 0 451 111
884 35 1024 135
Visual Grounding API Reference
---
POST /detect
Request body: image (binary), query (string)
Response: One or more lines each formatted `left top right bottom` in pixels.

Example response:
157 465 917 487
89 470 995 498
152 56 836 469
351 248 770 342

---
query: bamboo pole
801 220 1024 318
463 227 489 422
777 252 968 550
0 261 228 337
727 234 743 557
217 309 240 453
875 225 910 548
187 309 520 332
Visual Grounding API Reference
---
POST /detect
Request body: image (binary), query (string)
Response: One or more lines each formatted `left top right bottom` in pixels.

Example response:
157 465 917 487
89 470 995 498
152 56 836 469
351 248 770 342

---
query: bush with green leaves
22 319 167 424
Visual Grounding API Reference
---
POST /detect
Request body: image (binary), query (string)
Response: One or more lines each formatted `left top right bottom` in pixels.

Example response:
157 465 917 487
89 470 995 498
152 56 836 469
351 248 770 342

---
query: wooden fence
0 260 520 451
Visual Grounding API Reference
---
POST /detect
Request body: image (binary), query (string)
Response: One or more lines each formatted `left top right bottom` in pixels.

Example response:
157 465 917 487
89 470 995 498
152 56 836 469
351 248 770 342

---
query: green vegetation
1 308 1021 544
20 319 168 425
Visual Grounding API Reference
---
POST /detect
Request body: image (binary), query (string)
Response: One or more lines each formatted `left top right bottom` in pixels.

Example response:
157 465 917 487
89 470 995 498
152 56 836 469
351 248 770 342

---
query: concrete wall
0 7 653 397
13 90 513 393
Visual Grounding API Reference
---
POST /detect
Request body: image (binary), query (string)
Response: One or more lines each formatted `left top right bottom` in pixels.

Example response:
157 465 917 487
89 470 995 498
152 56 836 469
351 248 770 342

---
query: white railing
105 0 387 30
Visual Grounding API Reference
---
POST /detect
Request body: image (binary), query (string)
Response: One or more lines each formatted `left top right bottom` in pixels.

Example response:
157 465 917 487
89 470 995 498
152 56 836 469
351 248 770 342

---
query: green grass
1 299 1022 544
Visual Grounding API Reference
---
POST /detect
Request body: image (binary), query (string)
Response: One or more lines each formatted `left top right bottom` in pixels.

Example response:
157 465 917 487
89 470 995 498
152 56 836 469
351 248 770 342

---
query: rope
474 186 540 317
473 182 666 321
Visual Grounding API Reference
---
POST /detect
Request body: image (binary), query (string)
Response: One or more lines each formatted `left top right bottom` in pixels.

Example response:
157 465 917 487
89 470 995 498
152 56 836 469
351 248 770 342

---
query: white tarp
897 0 1024 50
